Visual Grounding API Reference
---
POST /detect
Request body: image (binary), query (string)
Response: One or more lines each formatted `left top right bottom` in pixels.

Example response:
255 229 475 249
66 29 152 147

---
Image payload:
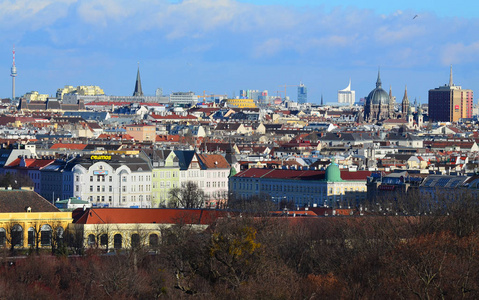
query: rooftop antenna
449 64 453 87
11 45 17 101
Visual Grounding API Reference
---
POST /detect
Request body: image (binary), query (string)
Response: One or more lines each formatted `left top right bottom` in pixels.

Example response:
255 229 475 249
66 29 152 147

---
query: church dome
367 87 389 105
325 162 342 182
367 70 390 105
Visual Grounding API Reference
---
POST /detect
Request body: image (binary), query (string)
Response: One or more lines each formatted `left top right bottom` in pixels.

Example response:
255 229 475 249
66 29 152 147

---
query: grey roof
320 132 372 142
0 190 60 212
386 132 422 141
65 154 152 172
63 111 109 121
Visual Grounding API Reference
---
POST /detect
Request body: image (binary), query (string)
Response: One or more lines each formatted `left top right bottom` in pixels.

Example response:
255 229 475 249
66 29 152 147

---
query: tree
0 172 33 189
228 193 276 215
168 181 205 209
4 221 23 255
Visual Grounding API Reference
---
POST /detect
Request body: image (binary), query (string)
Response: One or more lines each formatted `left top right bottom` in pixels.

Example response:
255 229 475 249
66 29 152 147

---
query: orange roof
74 208 230 225
5 158 55 169
97 133 134 140
155 135 185 143
197 154 230 169
50 143 87 150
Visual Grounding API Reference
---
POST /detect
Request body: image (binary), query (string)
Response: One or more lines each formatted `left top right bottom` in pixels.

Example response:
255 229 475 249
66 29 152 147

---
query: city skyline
1 0 479 104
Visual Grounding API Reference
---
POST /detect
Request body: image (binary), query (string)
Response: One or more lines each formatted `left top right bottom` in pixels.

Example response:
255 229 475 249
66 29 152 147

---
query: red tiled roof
156 135 185 143
234 168 370 181
97 133 134 140
29 159 56 168
74 208 229 225
50 143 88 150
197 154 230 169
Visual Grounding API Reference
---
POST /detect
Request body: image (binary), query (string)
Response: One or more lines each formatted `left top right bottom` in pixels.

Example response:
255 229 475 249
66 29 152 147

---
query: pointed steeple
376 68 382 88
449 64 453 87
389 85 392 98
321 94 324 106
402 85 409 102
133 63 144 97
402 85 410 114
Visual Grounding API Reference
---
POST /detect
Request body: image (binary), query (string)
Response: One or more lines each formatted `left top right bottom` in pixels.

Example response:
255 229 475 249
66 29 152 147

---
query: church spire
321 94 323 106
376 68 382 88
402 85 409 102
449 64 453 87
402 85 410 114
133 63 144 97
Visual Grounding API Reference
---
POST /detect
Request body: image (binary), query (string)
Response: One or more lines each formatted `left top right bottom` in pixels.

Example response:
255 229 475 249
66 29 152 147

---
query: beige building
24 91 49 101
56 85 105 100
125 124 156 142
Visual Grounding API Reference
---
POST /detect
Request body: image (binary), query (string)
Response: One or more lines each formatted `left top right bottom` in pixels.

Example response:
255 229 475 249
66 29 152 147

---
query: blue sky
1 0 479 105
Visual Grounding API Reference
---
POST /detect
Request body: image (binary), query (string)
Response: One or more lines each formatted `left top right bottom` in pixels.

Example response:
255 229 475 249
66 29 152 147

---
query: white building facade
338 79 356 105
68 153 153 208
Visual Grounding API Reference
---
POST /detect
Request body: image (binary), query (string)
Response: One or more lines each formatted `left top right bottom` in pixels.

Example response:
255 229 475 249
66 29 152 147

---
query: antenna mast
11 45 17 101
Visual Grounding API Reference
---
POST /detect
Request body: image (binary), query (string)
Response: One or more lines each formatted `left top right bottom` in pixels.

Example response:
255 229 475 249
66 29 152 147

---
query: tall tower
133 63 144 97
10 46 17 101
297 82 307 104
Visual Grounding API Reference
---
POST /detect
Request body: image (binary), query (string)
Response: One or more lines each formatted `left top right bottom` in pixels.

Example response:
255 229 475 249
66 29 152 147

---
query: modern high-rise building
297 82 307 104
338 79 355 105
428 65 473 122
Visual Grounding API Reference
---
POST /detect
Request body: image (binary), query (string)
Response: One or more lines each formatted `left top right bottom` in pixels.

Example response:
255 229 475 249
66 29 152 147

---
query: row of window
88 185 151 192
0 225 64 248
87 233 159 249
87 175 152 182
91 195 151 203
232 181 365 194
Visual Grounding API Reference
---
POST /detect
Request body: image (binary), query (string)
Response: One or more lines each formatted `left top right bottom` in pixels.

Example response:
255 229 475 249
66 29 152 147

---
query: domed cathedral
364 70 396 122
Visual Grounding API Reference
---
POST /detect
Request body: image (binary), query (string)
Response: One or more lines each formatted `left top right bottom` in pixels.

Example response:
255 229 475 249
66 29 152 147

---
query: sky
1 0 479 105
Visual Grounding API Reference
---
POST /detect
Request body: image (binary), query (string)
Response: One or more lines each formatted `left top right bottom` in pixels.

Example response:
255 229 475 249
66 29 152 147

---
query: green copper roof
325 162 342 182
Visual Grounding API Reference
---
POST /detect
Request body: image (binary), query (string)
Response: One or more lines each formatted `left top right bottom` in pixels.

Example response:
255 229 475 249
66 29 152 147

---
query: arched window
100 234 108 247
149 234 158 248
88 234 96 247
114 234 122 249
41 224 52 246
28 227 35 246
131 233 140 249
12 224 23 247
0 228 6 247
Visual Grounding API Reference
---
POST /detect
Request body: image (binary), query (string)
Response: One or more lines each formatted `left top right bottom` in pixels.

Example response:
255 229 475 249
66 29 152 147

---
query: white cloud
77 0 133 25
441 41 479 65
0 0 75 29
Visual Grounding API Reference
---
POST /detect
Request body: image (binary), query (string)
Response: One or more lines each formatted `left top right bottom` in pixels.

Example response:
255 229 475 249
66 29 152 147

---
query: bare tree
4 221 23 255
65 224 85 255
50 221 66 256
168 181 205 209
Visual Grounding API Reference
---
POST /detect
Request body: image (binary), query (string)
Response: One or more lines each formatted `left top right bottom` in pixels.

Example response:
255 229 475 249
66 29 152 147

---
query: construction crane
279 84 300 100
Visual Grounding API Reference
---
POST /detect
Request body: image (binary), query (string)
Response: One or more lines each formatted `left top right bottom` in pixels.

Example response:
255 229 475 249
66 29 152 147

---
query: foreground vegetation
2 193 479 299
